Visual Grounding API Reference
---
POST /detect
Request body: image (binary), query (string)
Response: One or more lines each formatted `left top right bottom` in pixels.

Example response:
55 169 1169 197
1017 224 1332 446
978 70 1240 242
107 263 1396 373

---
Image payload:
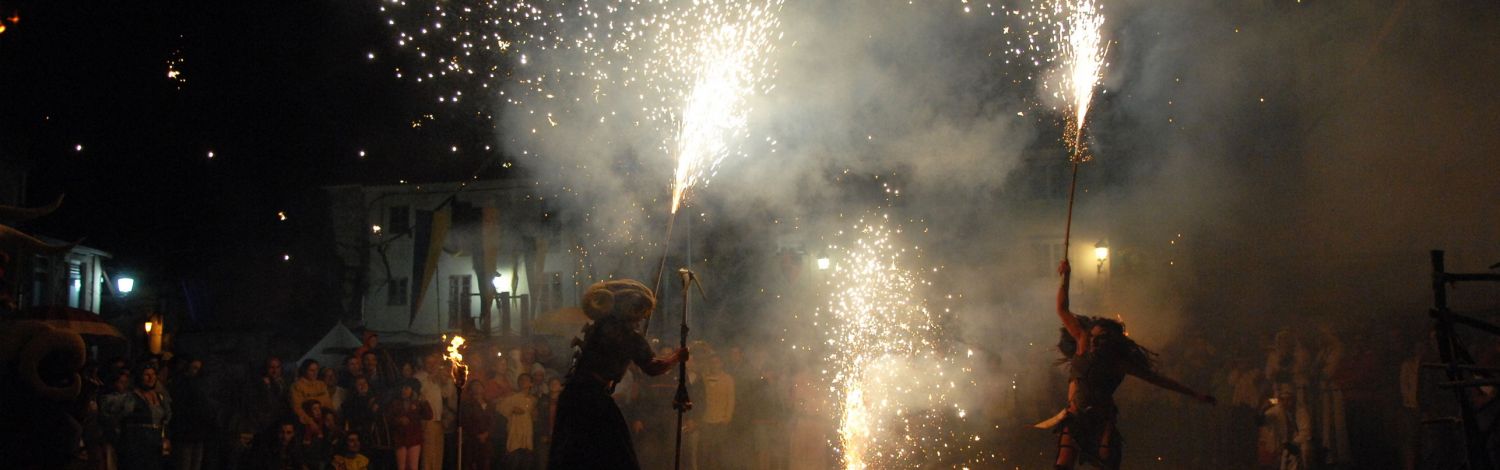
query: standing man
700 353 736 468
413 353 454 470
169 357 215 470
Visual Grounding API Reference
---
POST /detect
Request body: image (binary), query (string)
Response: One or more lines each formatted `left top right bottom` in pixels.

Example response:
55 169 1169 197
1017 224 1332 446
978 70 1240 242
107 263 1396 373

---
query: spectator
412 353 454 470
343 376 380 441
332 431 370 470
1315 324 1350 468
340 356 365 392
103 366 172 470
98 370 132 470
483 356 514 467
250 421 307 470
1264 384 1312 470
300 400 335 470
321 366 347 413
499 373 538 470
541 376 564 468
700 352 736 470
255 357 291 426
291 360 333 430
362 352 390 395
459 374 495 470
386 379 433 470
168 357 215 470
78 363 107 470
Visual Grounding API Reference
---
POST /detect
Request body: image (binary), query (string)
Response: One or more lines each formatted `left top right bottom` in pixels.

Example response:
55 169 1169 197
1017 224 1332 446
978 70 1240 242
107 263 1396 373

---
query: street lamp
143 321 154 334
117 277 135 295
1094 240 1109 274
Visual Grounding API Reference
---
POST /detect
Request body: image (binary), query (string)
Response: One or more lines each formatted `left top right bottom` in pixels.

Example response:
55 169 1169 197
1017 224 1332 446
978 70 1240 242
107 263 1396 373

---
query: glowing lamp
1094 240 1109 275
117 277 135 294
491 274 504 292
372 225 382 235
144 321 154 334
817 257 831 271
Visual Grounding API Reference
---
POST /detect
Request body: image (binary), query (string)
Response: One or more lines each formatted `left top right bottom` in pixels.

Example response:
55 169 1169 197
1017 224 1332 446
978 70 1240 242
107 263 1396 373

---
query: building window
448 275 472 329
1033 242 1065 276
1026 162 1069 200
389 206 410 233
67 261 83 309
388 278 409 306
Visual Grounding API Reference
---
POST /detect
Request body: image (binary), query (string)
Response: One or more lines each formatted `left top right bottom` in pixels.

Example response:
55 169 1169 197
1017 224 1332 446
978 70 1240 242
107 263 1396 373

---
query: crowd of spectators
69 316 1476 470
75 331 572 470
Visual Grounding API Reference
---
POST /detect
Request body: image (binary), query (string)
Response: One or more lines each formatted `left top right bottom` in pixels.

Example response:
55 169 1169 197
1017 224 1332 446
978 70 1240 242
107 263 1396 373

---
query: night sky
0 1 502 279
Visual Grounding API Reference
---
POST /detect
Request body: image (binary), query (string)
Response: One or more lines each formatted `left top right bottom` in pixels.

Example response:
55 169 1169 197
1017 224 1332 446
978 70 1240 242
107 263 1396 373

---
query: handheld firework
1057 0 1107 256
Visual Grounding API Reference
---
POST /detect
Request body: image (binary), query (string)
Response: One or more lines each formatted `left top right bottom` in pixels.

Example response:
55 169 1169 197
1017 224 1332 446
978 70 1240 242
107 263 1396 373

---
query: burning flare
446 335 468 388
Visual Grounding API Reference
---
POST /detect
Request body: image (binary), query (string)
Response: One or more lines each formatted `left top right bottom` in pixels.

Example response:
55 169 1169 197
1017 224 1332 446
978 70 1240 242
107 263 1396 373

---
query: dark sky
0 0 500 276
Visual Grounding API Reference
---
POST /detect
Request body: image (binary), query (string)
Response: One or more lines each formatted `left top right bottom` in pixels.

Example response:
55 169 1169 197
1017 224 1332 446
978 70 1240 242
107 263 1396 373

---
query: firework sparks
818 220 981 469
665 2 782 214
1060 0 1106 133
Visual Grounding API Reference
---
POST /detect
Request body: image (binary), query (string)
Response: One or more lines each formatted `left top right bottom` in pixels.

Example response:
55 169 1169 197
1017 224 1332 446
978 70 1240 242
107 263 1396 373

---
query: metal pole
672 268 694 470
1431 250 1492 470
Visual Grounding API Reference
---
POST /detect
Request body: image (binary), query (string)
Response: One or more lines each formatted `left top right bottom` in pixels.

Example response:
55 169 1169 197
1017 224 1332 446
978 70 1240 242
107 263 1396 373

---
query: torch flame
446 335 468 387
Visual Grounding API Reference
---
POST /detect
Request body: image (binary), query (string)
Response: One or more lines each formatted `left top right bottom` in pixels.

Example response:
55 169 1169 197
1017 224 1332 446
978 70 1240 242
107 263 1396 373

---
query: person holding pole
548 279 689 470
1040 259 1215 469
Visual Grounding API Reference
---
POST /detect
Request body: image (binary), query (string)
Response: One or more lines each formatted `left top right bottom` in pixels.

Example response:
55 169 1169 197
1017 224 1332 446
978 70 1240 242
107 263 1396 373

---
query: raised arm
1131 367 1215 404
1056 260 1084 341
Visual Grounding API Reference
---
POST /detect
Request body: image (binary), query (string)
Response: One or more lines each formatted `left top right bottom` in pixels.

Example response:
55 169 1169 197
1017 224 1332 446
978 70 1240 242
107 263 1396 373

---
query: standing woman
386 379 433 470
548 279 688 470
104 366 172 470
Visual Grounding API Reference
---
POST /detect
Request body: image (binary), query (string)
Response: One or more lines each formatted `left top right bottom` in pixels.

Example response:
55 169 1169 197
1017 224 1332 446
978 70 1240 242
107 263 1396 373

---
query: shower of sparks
665 1 782 214
961 0 1110 157
817 219 983 469
1060 0 1105 134
376 0 784 278
166 48 187 89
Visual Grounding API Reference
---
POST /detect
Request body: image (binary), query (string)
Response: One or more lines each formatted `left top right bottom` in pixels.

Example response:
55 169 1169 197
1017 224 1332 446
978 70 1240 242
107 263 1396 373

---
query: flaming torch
445 336 469 469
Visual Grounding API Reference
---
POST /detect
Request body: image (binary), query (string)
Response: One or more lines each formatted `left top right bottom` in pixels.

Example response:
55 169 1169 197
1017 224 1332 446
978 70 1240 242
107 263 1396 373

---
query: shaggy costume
548 280 676 470
1036 316 1154 469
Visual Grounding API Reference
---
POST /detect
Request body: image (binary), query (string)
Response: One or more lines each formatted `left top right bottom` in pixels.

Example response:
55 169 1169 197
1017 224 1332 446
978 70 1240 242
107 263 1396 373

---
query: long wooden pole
1063 162 1080 258
648 210 679 335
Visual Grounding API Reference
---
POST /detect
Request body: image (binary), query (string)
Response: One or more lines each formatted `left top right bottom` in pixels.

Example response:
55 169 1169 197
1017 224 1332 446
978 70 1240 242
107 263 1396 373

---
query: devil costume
548 280 679 470
1035 319 1147 469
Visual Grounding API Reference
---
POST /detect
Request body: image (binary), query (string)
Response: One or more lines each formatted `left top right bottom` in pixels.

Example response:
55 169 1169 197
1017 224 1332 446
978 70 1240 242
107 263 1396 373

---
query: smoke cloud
498 0 1500 465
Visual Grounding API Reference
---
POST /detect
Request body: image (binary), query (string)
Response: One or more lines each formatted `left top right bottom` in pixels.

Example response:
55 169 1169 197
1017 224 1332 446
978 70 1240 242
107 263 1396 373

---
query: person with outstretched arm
1038 259 1215 470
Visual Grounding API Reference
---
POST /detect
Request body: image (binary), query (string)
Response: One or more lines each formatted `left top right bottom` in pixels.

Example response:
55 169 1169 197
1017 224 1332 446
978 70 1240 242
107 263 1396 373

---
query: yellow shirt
702 371 735 424
289 378 332 426
332 453 369 470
